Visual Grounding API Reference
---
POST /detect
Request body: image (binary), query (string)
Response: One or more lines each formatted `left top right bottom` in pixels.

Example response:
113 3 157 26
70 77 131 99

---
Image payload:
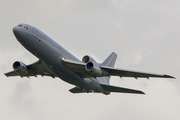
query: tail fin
101 52 117 67
99 52 117 85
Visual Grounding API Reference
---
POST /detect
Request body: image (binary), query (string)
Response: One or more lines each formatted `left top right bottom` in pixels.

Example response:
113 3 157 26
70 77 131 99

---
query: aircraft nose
13 26 26 42
13 26 20 37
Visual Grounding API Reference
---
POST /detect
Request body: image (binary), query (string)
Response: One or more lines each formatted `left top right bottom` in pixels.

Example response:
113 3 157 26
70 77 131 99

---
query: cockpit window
18 24 28 30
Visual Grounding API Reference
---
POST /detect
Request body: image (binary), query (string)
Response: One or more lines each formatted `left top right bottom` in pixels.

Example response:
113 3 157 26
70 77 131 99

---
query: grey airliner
4 24 175 95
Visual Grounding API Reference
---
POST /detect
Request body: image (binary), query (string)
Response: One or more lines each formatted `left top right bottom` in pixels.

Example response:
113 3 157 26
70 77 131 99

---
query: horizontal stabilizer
69 87 86 93
100 84 145 94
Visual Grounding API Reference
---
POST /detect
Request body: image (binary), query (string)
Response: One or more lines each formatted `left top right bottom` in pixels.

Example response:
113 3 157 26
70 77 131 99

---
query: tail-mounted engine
13 61 28 76
82 56 102 76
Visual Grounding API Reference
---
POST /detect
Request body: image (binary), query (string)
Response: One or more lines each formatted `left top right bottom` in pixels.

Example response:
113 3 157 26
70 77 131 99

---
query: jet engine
82 56 102 76
13 61 28 76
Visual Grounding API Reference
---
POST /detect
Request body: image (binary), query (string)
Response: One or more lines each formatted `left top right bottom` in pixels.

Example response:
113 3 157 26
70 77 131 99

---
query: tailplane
100 84 145 94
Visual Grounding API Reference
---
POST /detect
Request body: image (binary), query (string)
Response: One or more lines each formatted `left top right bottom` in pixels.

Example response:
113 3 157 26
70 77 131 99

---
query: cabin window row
18 24 28 30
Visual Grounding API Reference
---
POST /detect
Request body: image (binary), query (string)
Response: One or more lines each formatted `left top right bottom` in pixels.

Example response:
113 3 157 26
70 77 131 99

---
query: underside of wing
62 58 93 78
100 84 145 94
28 60 56 77
62 58 175 79
101 66 175 79
5 71 19 77
5 60 56 78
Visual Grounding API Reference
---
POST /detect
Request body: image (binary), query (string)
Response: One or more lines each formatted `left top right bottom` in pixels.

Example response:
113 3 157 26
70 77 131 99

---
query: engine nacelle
82 55 98 63
13 61 28 76
82 55 102 76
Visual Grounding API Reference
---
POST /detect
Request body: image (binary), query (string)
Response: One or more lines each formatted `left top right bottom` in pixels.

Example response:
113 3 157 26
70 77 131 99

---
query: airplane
4 24 175 95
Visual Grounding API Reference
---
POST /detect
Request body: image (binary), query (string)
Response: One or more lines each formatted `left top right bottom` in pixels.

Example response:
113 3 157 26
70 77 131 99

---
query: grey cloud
0 0 180 120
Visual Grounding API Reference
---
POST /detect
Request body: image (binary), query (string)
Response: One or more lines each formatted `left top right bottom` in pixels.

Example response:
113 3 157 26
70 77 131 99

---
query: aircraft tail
99 52 117 85
101 52 117 67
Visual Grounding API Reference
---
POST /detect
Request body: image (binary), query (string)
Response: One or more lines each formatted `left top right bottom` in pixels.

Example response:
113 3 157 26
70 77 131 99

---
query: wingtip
163 74 176 79
142 92 146 95
138 91 146 95
4 73 8 77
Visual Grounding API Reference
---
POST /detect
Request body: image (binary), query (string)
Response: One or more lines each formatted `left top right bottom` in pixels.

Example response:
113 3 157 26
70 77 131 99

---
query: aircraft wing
101 66 175 79
62 59 175 79
62 59 93 78
5 60 56 78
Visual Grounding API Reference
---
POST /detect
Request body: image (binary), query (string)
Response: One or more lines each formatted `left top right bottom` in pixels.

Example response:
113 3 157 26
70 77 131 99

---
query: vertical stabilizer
101 52 117 67
99 52 117 85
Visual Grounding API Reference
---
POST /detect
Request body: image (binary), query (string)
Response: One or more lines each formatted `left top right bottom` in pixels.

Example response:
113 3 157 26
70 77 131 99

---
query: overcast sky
0 0 180 120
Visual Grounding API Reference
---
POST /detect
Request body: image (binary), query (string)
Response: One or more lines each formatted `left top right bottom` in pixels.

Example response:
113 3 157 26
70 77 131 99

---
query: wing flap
100 84 145 94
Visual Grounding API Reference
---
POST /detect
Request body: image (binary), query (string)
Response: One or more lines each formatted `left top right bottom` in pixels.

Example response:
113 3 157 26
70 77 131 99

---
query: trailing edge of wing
100 84 145 94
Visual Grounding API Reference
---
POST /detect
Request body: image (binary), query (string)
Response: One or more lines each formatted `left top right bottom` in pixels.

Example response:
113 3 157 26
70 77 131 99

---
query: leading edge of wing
100 84 145 94
101 66 175 79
